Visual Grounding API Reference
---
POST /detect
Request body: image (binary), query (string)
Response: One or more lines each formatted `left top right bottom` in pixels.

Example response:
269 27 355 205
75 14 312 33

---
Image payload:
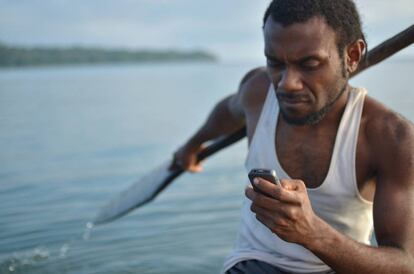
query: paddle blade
93 160 182 225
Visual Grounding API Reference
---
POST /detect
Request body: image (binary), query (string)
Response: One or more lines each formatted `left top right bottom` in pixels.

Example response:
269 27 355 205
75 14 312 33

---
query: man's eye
267 59 284 68
302 60 320 69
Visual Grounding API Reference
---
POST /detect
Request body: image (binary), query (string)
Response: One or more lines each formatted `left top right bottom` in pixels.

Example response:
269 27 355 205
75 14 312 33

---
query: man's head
263 0 366 60
263 0 366 125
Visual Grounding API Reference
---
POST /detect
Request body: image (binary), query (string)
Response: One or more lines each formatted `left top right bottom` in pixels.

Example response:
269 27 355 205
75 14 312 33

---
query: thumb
188 163 203 173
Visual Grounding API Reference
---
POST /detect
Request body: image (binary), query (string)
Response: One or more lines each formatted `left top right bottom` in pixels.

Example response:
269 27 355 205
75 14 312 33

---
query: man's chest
276 129 337 188
245 109 338 188
274 122 375 200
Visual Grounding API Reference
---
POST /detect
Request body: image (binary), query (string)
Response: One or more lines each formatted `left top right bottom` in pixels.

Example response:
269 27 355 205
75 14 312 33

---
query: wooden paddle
93 25 414 225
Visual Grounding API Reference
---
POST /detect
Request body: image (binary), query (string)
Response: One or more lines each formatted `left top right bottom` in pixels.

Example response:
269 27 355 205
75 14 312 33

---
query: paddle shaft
196 24 414 162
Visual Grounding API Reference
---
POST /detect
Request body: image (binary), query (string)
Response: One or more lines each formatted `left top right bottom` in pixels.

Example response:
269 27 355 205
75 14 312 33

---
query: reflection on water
3 247 49 273
59 243 70 259
82 222 94 241
0 60 412 273
1 221 96 273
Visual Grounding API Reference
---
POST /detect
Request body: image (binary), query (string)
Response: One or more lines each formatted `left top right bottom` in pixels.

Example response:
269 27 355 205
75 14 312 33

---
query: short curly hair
263 0 367 58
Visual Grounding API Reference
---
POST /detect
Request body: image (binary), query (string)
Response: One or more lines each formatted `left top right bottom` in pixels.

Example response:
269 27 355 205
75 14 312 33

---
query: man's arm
246 112 414 273
309 113 414 273
171 67 264 172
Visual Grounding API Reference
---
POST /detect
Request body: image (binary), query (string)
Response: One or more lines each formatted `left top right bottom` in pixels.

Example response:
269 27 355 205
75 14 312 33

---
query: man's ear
345 39 366 74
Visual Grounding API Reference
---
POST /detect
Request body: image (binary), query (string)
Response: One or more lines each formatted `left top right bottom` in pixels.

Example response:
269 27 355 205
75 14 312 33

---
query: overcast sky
0 0 413 61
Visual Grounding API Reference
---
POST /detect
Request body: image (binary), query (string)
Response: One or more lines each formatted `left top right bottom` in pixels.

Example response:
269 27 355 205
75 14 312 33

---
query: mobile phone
248 169 279 194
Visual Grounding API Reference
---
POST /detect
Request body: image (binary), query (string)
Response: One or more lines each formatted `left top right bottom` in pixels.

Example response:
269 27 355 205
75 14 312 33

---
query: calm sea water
0 60 413 274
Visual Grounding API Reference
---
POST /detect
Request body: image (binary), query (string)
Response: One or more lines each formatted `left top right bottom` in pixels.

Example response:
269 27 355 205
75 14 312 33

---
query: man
171 0 414 273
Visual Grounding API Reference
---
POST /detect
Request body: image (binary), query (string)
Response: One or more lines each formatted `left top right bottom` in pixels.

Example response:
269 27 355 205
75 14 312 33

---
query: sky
0 0 413 62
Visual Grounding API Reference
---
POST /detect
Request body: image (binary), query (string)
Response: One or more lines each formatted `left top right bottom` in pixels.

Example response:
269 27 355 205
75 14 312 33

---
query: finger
255 212 291 232
255 213 276 230
254 178 300 204
188 163 203 173
245 186 283 211
250 202 284 221
258 210 291 229
250 195 297 222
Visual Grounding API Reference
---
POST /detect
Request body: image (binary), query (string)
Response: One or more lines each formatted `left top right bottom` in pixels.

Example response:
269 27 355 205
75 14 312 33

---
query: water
0 60 413 274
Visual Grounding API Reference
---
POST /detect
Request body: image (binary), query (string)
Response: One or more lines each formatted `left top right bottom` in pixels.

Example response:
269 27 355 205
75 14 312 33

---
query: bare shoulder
363 96 414 148
229 66 270 120
362 95 414 180
238 66 271 111
235 67 271 141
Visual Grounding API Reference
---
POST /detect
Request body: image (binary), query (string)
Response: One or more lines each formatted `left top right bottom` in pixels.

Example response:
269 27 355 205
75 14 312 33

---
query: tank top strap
332 87 367 154
329 87 370 200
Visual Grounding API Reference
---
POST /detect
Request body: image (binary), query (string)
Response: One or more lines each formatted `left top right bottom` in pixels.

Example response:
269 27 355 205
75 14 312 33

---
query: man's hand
169 142 205 173
245 178 323 247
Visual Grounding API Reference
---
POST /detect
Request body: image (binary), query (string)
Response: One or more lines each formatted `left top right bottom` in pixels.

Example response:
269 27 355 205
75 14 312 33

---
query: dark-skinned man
171 1 414 273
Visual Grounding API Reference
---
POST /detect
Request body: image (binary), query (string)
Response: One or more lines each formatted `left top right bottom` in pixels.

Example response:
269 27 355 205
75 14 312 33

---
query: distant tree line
0 42 217 67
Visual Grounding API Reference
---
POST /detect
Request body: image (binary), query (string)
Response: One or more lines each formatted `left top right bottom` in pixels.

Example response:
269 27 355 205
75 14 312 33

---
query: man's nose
277 68 303 92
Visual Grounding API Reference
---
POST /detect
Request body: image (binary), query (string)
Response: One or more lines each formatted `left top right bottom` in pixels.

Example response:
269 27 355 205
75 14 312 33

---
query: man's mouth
277 94 309 106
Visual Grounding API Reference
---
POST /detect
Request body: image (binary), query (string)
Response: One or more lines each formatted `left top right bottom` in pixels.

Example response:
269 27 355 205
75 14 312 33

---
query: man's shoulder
239 66 269 87
362 94 414 169
238 66 271 110
363 95 414 141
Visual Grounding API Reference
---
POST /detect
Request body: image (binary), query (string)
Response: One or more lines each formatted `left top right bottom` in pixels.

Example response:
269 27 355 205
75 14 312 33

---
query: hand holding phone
248 169 280 195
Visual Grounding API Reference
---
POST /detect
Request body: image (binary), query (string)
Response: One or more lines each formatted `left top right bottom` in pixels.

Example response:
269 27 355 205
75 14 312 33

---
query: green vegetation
0 42 217 67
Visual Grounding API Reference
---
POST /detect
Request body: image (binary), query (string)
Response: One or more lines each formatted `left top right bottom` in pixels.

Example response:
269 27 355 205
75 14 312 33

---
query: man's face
263 16 348 125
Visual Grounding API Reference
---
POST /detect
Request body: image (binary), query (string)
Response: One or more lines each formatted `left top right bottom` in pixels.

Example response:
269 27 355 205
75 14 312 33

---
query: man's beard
280 83 347 125
280 62 348 126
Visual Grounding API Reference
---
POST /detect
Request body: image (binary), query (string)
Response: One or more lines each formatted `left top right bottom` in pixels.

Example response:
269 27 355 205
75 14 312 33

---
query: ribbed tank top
223 85 373 273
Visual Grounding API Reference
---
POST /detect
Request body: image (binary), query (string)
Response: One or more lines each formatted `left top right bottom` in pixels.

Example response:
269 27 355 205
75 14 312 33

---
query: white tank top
223 85 373 273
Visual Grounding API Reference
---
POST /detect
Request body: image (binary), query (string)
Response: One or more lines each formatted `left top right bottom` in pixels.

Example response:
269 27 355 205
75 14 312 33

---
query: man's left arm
246 116 414 274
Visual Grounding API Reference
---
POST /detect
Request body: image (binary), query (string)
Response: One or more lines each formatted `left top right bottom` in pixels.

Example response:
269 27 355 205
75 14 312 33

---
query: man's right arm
170 67 266 172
